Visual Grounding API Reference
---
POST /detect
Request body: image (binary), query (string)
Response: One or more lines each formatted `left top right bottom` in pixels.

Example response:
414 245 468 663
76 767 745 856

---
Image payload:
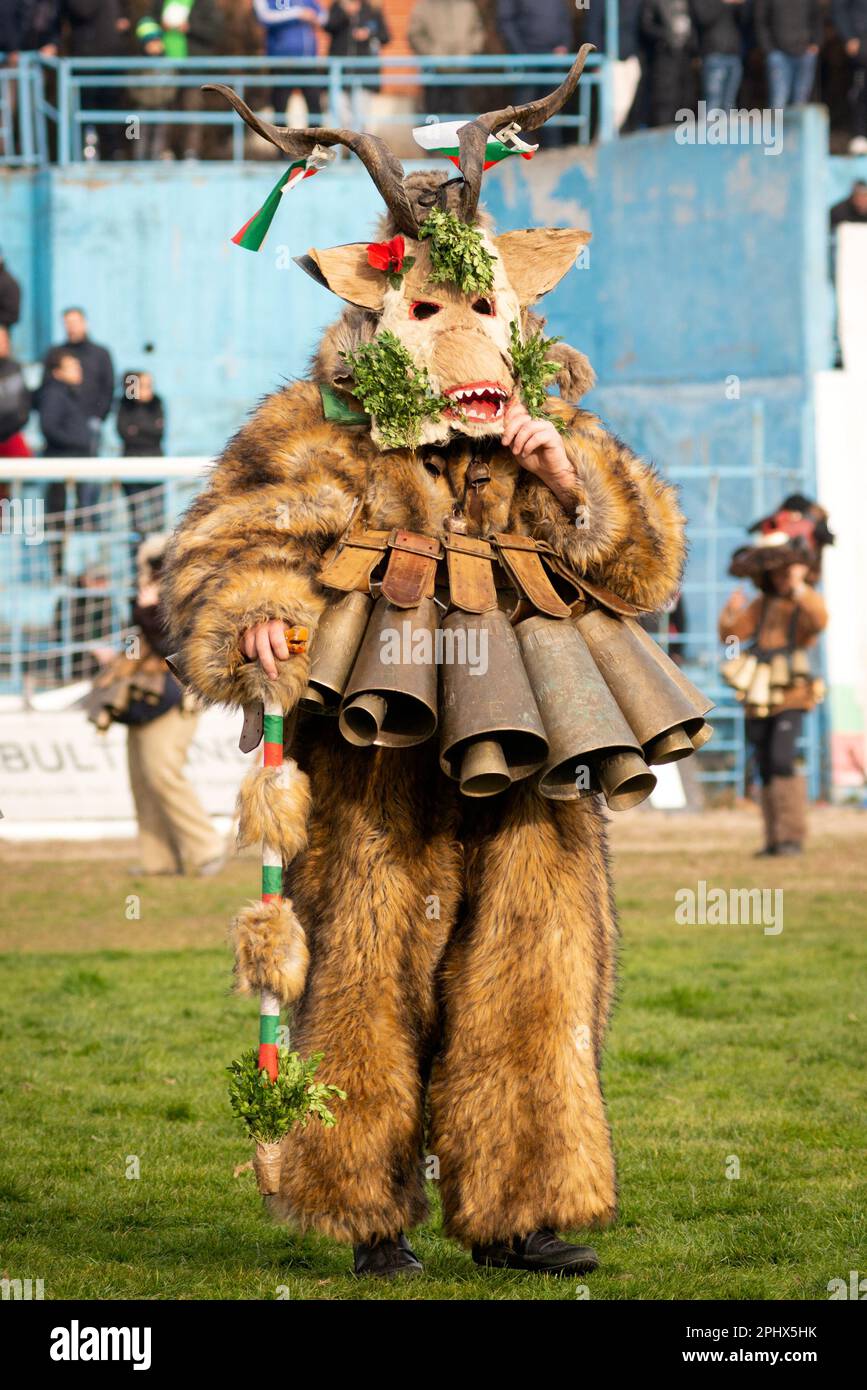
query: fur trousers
268 719 620 1247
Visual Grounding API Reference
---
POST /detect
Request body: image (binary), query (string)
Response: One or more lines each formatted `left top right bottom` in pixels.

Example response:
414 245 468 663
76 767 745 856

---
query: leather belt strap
381 529 442 608
545 556 643 618
492 532 572 619
317 529 390 593
445 534 498 614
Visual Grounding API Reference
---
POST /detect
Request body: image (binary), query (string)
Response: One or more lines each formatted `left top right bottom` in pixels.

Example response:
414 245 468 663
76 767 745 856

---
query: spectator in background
0 251 21 330
325 1 391 125
830 177 867 224
41 309 114 516
118 368 166 537
690 0 749 112
325 1 390 57
117 369 164 456
585 0 646 132
833 0 867 151
0 325 32 461
40 351 97 516
61 0 130 160
755 0 821 109
253 1 325 125
134 1 226 160
408 0 486 118
641 0 697 126
0 0 58 157
497 0 574 143
43 308 115 450
122 534 225 876
1 2 61 58
52 565 114 682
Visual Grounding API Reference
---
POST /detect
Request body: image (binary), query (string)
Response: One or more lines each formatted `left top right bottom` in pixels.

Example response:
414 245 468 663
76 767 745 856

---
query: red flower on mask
367 235 415 287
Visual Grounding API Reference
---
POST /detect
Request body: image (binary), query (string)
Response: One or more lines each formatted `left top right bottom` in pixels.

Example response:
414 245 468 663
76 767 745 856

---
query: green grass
1 816 865 1300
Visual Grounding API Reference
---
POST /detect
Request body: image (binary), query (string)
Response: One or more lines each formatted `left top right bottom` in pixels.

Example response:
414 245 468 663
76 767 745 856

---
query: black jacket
0 262 21 327
43 338 115 420
497 0 574 55
0 357 32 441
325 2 390 56
831 194 867 226
585 0 644 61
754 0 821 55
117 393 165 456
17 1 63 51
39 377 92 455
690 0 750 56
61 0 127 58
642 0 696 51
832 0 867 43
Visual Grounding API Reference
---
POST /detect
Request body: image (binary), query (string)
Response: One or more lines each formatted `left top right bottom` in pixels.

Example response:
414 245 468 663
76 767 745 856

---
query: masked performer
163 50 712 1278
720 496 832 857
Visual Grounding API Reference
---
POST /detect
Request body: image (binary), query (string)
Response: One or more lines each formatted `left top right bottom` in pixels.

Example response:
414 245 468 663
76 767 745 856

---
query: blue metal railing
1 47 616 166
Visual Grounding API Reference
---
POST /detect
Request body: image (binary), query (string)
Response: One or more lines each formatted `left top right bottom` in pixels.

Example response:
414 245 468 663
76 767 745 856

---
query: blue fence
0 47 615 167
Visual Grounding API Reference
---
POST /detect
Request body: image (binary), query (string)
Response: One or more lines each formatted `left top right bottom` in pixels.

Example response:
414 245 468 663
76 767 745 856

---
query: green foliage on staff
341 331 451 449
227 1048 345 1144
509 319 567 432
418 209 496 294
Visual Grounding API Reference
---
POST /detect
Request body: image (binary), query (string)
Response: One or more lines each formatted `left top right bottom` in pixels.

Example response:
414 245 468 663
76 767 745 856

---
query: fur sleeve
515 405 686 612
162 381 363 711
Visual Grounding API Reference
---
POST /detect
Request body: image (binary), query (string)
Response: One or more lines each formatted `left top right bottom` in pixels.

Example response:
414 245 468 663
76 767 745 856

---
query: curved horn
204 84 420 236
456 45 596 225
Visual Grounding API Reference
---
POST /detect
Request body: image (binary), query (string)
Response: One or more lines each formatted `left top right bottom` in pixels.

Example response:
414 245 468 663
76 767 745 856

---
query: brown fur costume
163 379 684 1245
163 56 686 1246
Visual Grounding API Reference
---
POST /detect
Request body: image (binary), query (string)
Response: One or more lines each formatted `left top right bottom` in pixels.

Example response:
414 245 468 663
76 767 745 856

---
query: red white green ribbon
412 119 538 171
232 147 335 252
258 698 284 1081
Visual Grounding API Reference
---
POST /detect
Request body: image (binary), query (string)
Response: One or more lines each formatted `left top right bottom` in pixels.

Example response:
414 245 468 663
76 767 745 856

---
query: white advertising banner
0 702 256 834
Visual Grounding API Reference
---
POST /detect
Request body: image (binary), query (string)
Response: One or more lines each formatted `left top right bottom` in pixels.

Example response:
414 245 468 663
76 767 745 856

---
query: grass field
1 807 865 1301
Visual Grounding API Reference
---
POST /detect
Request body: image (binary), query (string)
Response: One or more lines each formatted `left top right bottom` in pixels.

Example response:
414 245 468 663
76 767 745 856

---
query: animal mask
208 48 595 450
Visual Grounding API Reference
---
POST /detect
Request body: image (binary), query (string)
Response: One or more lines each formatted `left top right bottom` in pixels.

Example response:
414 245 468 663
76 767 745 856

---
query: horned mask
208 48 595 450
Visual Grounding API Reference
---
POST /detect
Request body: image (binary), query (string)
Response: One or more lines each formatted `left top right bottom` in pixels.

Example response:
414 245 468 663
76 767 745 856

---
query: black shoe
353 1232 423 1279
754 845 778 857
472 1228 599 1275
775 841 802 857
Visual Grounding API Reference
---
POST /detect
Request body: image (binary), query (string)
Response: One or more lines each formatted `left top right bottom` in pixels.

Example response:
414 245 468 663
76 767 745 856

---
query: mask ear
494 228 591 305
295 244 387 311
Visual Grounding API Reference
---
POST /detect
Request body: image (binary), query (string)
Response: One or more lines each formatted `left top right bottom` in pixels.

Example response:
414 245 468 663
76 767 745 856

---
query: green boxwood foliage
341 331 451 449
418 209 496 295
227 1047 346 1144
509 320 566 430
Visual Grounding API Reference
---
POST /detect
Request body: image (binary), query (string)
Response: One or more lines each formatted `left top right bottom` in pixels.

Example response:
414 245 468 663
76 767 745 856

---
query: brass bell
625 619 714 716
769 652 791 689
596 750 657 811
515 614 656 810
300 590 373 714
720 651 758 694
339 595 439 747
439 608 548 796
690 720 714 751
577 609 705 766
745 660 772 710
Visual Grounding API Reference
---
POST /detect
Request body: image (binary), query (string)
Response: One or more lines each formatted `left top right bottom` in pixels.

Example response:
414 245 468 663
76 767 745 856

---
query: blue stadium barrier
2 46 616 167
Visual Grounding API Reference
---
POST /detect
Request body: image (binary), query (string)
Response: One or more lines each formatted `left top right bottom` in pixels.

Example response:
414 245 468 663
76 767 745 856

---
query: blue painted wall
1 106 831 457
